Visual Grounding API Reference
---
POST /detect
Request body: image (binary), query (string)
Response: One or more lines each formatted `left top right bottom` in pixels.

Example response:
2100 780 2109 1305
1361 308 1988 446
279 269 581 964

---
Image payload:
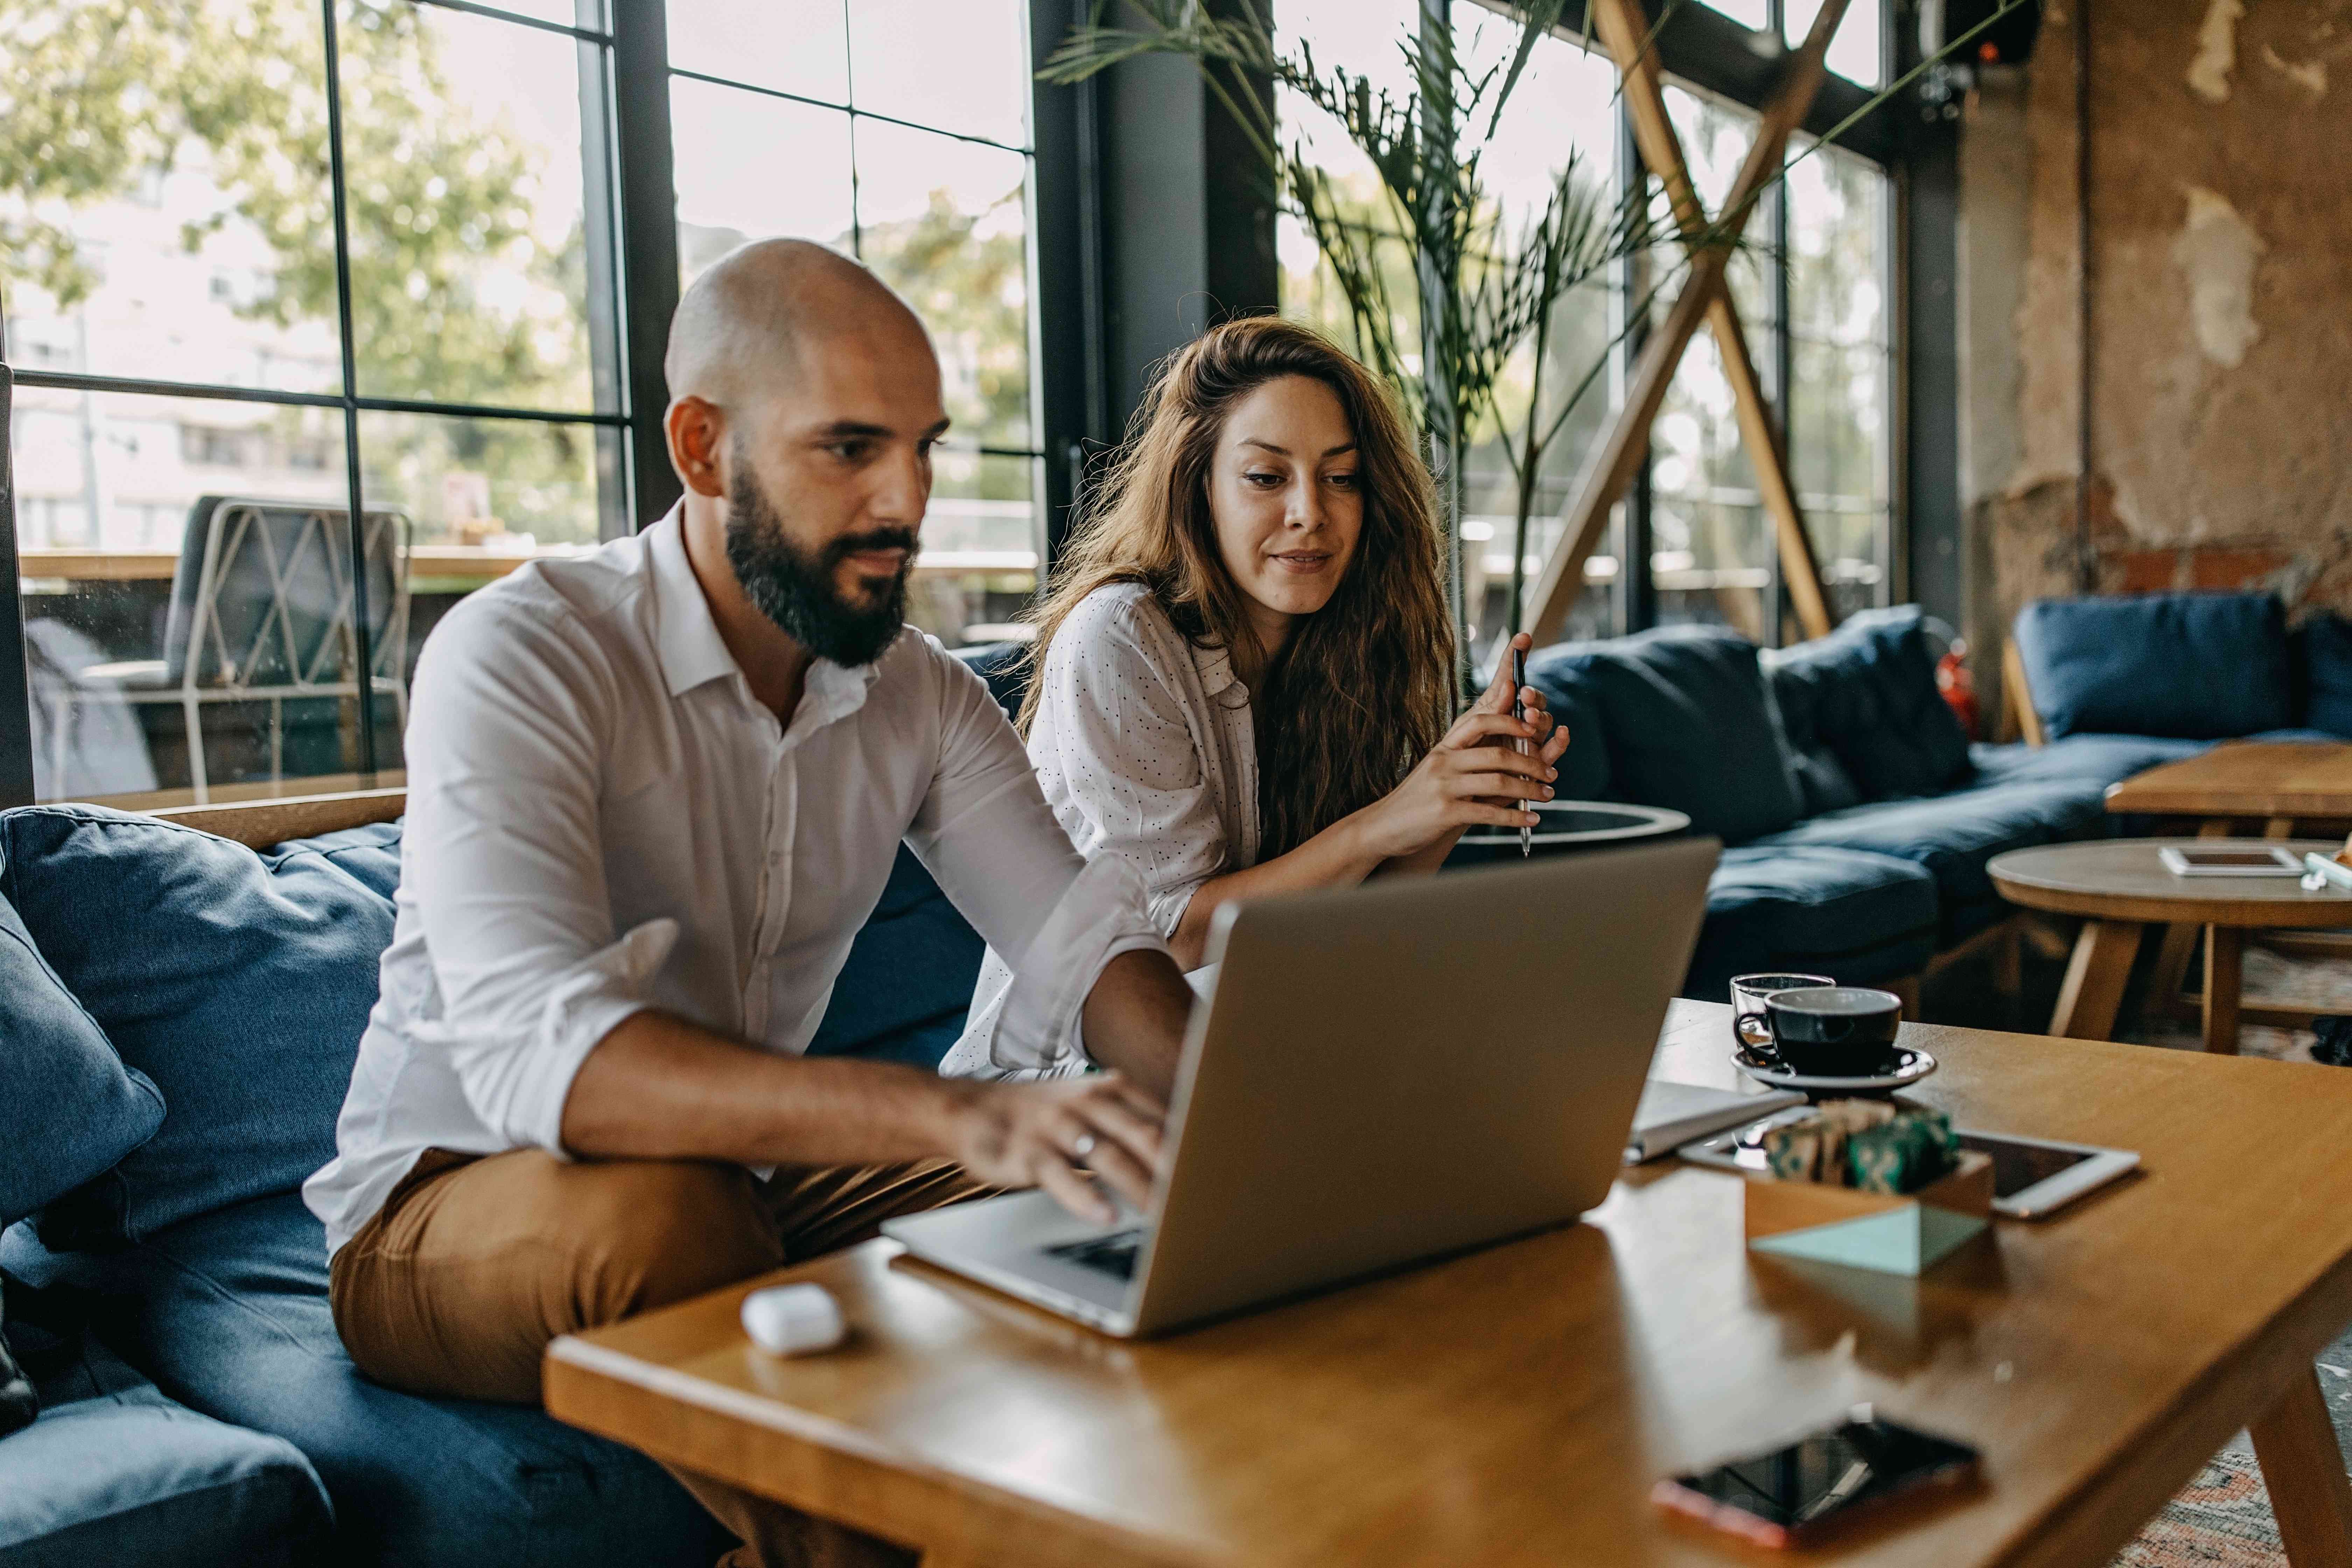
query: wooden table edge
1988 878 2352 929
2104 784 2352 818
541 1232 2352 1568
544 1308 1215 1568
2004 1237 2352 1568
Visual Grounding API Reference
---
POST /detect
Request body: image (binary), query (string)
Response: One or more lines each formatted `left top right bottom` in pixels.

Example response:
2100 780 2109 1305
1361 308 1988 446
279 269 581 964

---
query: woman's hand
1350 632 1573 862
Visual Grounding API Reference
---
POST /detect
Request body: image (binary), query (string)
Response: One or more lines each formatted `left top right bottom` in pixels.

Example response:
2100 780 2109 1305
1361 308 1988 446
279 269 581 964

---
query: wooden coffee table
544 1001 2352 1568
1989 840 2352 1052
2105 741 2352 838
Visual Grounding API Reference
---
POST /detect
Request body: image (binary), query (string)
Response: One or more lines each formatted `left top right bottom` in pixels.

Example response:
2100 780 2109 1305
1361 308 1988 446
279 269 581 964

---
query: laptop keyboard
1046 1227 1145 1280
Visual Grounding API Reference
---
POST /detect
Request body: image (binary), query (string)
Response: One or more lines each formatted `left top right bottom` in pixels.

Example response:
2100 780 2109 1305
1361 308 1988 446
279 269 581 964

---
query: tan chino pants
330 1147 991 1568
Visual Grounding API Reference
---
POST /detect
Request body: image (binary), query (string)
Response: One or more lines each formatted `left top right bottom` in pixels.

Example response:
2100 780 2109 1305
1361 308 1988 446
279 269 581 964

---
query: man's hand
944 1073 1168 1224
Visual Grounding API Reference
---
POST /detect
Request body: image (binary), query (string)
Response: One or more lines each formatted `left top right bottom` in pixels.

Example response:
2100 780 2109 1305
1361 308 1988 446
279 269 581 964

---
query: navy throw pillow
2013 592 2291 740
1538 626 1802 843
1766 606 1972 802
1759 658 1862 817
2303 612 2352 740
0 884 164 1230
1520 646 1614 804
0 808 396 1244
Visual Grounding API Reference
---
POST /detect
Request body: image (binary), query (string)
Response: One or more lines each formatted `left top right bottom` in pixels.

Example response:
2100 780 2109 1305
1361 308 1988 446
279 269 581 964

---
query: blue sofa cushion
0 1333 330 1567
1684 846 1940 1004
1755 779 2110 941
2303 613 2352 740
0 885 163 1232
806 846 986 1070
1766 607 1972 803
2013 592 2291 741
3 1195 725 1568
0 808 396 1245
1967 736 2210 791
1517 647 1613 804
1534 626 1801 842
1758 656 1861 817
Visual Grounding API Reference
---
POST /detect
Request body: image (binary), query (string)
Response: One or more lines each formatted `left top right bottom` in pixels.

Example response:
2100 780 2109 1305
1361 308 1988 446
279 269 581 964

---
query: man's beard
722 467 917 668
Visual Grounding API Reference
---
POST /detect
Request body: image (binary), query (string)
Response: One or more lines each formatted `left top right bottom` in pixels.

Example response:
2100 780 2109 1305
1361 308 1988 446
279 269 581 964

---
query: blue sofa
2008 589 2352 758
0 802 976 1566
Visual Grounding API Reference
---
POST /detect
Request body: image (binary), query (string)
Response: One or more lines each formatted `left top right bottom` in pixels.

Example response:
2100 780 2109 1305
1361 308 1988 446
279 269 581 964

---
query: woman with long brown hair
946 316 1568 1079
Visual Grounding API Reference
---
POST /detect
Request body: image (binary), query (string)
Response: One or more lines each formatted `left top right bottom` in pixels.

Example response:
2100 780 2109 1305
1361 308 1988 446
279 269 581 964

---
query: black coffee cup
1762 986 1905 1076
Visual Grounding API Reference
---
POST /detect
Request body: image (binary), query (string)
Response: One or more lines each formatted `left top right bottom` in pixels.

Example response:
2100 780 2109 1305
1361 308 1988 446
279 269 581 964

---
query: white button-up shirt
943 583 1259 1078
304 510 1163 1256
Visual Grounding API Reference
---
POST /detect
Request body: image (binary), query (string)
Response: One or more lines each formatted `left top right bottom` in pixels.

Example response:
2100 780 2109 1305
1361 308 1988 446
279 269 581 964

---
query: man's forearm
1078 948 1196 1103
558 1010 976 1166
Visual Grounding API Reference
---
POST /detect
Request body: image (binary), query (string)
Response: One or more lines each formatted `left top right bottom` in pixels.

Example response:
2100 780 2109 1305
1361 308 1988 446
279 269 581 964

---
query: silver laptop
884 834 1721 1337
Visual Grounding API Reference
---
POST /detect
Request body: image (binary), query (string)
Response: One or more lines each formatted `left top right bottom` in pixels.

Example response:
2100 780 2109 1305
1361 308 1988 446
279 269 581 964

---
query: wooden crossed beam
1522 0 1849 646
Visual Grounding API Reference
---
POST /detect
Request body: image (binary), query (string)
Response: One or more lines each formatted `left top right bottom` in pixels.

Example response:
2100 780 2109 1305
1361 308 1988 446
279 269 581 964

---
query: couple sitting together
301 238 1570 1567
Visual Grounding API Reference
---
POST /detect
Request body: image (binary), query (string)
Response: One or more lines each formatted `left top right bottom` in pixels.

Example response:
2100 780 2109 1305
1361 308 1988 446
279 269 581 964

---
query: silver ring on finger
1069 1132 1098 1166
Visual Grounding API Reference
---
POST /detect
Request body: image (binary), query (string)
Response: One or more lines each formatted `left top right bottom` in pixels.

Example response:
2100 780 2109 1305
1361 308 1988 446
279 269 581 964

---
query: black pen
1512 645 1532 857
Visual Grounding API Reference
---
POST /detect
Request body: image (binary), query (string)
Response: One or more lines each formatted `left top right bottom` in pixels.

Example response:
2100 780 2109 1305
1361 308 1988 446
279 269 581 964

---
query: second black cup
1763 986 1905 1077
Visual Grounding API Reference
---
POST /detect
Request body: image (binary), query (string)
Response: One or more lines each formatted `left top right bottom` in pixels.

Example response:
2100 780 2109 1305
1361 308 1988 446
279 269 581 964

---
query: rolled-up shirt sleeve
907 650 1166 1072
1036 604 1232 936
401 600 662 1154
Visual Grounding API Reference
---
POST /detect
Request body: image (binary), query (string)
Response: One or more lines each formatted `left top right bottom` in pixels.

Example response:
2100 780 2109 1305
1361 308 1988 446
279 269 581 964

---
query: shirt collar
645 504 889 726
646 506 740 699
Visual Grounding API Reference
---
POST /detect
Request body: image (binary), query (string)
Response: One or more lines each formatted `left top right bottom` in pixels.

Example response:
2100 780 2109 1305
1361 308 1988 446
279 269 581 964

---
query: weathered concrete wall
1964 0 2352 668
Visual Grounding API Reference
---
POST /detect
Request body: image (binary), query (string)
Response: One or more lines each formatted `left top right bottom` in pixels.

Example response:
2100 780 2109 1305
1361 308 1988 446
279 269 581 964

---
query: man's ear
665 397 727 498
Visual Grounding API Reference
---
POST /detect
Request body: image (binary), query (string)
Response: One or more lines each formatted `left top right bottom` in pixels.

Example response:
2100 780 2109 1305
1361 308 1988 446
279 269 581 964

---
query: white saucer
1732 1045 1938 1093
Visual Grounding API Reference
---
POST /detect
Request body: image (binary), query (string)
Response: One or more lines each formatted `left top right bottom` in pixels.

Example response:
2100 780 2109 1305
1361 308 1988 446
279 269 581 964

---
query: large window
4 0 1045 808
666 0 1045 649
1278 1 1897 653
5 0 626 806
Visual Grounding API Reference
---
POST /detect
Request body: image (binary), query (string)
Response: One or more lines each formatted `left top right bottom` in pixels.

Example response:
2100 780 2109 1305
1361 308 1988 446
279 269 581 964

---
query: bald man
305 240 1196 1567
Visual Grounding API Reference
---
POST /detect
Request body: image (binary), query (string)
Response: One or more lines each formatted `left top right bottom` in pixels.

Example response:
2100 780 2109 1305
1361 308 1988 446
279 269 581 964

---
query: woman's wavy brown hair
1017 316 1452 858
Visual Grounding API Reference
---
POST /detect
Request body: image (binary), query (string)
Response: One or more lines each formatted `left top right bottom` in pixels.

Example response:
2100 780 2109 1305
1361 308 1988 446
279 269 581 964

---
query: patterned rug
2111 1451 2284 1566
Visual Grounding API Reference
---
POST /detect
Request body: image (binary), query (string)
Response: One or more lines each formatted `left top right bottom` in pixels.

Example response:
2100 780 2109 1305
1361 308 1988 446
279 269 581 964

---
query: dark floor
1919 924 2352 1462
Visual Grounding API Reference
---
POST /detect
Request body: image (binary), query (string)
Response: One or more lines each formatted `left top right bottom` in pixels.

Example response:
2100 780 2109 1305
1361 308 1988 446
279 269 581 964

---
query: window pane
1790 341 1886 506
847 0 1031 148
12 387 380 805
1788 139 1887 346
1652 333 1771 642
1787 0 1882 87
853 121 1031 449
672 80 854 285
667 0 847 105
461 0 601 28
1661 88 1770 329
357 410 608 550
913 449 1038 647
337 1 601 411
0 0 340 395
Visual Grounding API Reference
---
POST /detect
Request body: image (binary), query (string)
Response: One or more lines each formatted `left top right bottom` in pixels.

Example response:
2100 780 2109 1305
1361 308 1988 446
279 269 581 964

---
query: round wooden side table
1988 840 2352 1053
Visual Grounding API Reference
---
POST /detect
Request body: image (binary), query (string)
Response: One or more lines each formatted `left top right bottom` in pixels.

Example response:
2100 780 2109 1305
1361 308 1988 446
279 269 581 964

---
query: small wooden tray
1743 1150 1994 1276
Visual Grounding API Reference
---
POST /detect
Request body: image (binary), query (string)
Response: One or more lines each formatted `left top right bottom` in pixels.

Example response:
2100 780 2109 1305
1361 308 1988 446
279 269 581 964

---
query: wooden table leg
2050 920 2143 1040
2250 1364 2352 1568
2136 822 2238 1021
2266 817 2300 840
2147 923 2202 1021
2204 925 2245 1055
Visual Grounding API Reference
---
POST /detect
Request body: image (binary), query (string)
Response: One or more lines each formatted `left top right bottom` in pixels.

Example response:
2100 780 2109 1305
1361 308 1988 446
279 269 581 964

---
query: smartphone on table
1653 1405 1980 1548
